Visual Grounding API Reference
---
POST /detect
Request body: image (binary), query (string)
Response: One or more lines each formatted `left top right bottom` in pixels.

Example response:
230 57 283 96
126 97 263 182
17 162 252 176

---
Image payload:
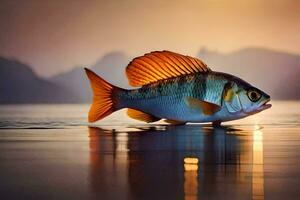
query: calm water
0 101 299 200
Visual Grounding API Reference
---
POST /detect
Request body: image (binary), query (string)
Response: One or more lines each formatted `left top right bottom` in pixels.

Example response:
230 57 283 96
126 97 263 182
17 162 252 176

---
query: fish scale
117 72 227 121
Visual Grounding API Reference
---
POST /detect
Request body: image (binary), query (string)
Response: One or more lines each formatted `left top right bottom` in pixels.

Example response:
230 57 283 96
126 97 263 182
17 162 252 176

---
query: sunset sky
0 0 299 77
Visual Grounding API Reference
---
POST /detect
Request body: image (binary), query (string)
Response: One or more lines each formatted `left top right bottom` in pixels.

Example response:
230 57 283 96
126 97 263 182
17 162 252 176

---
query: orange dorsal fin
127 108 160 123
126 51 211 87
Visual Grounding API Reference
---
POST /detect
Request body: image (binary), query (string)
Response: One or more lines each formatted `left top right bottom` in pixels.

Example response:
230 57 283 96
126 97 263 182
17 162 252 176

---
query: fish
85 51 271 125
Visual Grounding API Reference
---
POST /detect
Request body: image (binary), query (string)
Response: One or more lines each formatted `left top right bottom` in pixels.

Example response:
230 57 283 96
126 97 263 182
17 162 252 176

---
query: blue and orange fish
85 51 271 125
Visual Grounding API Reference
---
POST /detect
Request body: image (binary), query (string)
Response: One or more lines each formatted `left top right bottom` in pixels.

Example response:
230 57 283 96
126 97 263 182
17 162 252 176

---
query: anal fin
164 119 186 125
127 109 160 123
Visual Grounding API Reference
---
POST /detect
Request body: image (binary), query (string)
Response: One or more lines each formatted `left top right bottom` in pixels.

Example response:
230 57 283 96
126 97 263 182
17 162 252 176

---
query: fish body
85 51 271 124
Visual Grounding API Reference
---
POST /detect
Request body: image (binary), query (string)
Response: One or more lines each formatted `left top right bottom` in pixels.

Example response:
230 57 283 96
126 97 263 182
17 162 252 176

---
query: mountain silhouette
0 57 77 103
51 51 130 102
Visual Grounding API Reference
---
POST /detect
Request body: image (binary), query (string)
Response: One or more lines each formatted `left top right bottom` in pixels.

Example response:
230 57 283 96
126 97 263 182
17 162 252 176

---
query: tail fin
85 68 117 122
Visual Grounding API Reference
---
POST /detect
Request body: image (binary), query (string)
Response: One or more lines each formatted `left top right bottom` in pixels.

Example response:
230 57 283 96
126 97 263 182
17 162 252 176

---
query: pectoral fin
186 97 221 115
127 109 160 123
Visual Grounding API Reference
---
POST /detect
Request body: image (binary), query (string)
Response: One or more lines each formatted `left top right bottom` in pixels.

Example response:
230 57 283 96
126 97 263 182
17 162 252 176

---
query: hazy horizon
4 45 300 77
1 0 299 77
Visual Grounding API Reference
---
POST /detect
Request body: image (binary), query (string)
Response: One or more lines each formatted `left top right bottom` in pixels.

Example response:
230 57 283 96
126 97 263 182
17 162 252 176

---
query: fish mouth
257 99 272 111
245 99 272 115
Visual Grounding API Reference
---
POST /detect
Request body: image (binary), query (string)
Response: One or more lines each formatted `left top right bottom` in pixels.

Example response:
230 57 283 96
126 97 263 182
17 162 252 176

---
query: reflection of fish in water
85 51 271 125
88 125 255 200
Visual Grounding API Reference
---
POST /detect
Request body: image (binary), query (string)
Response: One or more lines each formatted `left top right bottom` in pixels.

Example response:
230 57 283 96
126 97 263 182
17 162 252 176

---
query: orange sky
0 0 299 77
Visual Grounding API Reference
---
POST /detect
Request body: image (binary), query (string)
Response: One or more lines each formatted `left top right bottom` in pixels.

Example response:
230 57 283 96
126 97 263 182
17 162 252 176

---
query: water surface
0 101 299 200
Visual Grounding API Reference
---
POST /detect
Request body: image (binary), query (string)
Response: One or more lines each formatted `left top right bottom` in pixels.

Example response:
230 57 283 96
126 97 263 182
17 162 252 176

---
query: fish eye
247 89 261 102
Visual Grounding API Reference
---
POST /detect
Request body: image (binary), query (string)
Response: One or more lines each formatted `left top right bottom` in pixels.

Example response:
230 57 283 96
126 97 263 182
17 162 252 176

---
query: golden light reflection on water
184 157 199 200
252 129 264 200
184 157 199 165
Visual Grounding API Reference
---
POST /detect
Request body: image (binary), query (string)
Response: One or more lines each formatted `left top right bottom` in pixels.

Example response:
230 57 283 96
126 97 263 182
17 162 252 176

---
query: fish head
223 77 271 116
237 86 271 115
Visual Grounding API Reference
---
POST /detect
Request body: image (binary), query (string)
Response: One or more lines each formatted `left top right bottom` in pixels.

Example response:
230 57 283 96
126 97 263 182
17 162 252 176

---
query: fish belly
123 95 230 122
